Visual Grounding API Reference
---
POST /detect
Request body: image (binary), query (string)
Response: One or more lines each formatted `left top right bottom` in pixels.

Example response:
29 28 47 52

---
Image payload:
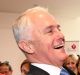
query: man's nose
55 30 65 40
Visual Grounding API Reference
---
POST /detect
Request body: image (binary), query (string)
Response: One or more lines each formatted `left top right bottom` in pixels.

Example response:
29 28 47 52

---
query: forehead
29 10 58 28
67 57 77 62
0 65 9 71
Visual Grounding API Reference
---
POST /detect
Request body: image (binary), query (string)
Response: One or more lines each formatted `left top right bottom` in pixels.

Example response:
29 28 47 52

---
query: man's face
28 11 67 67
0 65 12 75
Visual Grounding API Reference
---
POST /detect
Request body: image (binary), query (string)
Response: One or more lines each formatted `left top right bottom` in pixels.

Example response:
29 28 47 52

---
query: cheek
73 64 77 68
42 40 52 53
72 62 77 67
41 38 52 49
40 41 51 53
78 67 80 71
43 38 52 48
66 65 70 67
9 72 12 75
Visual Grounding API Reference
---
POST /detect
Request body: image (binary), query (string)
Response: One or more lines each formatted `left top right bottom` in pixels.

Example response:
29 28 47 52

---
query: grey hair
12 15 33 43
12 6 48 43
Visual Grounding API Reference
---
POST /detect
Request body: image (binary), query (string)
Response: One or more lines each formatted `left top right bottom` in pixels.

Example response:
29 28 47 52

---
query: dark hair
76 56 80 75
0 61 12 72
76 57 80 67
20 59 30 72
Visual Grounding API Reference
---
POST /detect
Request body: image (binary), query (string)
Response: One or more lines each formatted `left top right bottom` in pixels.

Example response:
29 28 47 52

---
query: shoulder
27 65 49 75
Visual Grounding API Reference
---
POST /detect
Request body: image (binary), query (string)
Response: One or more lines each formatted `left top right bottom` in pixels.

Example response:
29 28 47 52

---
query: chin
61 53 68 60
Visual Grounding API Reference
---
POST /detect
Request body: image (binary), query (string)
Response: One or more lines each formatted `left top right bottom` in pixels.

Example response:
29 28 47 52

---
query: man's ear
18 40 35 54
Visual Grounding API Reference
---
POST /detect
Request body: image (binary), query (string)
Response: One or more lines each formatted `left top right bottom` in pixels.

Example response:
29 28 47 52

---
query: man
20 59 30 75
0 61 12 75
12 6 68 75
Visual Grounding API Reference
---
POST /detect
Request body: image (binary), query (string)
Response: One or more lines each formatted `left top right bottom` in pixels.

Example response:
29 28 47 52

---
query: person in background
63 54 78 75
76 56 80 75
20 59 30 75
0 73 5 75
12 6 69 75
0 61 12 75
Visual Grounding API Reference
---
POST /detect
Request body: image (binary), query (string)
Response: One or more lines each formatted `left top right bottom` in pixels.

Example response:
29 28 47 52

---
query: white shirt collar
32 63 61 75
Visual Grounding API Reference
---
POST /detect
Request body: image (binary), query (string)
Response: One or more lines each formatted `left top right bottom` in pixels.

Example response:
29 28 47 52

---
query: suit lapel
27 64 49 75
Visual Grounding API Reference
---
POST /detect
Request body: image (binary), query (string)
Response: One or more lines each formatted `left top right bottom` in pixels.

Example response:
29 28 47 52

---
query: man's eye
47 29 53 33
46 28 53 33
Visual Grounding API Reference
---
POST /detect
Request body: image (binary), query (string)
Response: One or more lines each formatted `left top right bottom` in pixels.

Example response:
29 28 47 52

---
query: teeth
54 44 64 49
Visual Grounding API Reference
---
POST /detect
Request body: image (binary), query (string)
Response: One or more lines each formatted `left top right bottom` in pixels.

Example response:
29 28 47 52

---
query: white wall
0 13 26 75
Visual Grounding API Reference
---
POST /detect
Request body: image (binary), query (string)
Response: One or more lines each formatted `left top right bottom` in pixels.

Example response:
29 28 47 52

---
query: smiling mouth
54 45 64 49
53 38 65 49
54 46 63 49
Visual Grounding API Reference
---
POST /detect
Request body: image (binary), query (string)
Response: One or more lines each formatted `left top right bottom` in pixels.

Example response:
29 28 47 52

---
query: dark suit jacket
27 65 49 75
27 64 76 75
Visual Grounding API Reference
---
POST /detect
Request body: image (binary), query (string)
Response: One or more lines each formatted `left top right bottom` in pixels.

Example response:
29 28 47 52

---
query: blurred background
0 0 80 75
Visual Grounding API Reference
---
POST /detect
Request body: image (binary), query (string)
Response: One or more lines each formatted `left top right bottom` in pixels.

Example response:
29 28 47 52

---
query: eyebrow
45 24 60 30
57 24 60 27
43 25 54 34
46 25 53 29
